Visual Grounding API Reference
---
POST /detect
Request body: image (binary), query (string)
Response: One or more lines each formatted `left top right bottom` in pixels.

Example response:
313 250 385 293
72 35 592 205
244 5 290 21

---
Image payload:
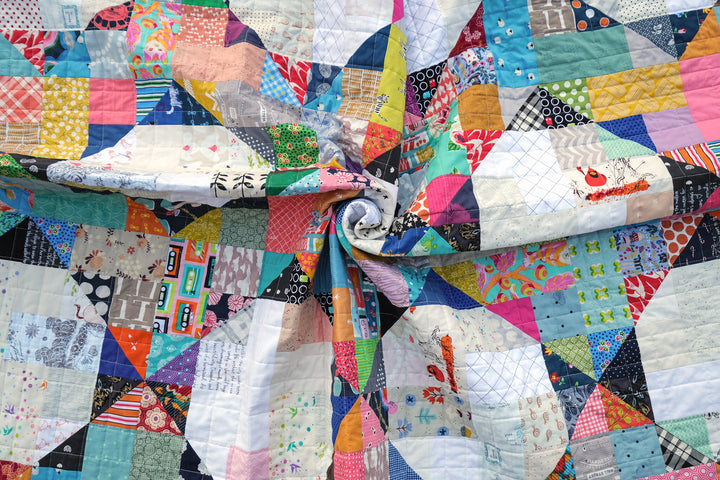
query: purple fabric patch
643 106 705 152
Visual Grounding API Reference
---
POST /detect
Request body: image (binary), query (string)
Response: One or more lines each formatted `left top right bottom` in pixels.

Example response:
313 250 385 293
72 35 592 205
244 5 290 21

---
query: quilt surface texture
3 0 720 479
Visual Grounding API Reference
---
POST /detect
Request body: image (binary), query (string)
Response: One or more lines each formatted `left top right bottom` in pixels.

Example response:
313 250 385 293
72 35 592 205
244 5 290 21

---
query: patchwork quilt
2 0 720 479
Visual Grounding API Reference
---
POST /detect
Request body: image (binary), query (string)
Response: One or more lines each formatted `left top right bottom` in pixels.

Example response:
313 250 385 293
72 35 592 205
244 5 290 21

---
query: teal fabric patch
32 190 128 229
0 34 41 77
82 423 136 480
258 251 294 295
534 26 632 84
32 467 82 479
483 0 539 88
533 286 585 341
609 425 666 480
568 230 632 334
596 124 656 160
146 332 198 378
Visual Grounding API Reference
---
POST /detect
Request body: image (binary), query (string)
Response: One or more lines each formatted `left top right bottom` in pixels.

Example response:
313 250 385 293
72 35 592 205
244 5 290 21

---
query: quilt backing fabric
2 0 720 479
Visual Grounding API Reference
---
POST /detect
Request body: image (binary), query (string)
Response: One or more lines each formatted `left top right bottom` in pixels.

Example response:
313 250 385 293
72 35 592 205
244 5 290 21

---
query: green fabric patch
540 78 594 120
220 208 269 250
409 228 456 256
356 338 380 391
32 190 128 229
0 154 35 178
657 415 714 459
534 27 632 84
266 123 319 168
266 169 316 196
0 211 26 237
128 430 185 480
545 334 596 380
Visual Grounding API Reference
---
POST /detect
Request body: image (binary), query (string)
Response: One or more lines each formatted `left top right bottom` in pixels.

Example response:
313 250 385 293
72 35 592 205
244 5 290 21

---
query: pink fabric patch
226 446 270 480
571 385 609 440
642 463 719 480
333 340 360 391
486 296 540 342
360 396 385 449
89 78 136 125
392 0 404 23
333 450 366 480
426 174 472 226
680 53 720 142
0 75 42 123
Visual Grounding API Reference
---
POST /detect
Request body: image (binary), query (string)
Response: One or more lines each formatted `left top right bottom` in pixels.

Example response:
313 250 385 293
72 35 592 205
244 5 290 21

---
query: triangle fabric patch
661 213 703 265
147 381 193 435
23 219 64 268
424 64 458 121
91 374 143 421
269 52 311 105
176 81 223 126
30 216 77 267
388 441 424 480
571 0 620 32
138 87 182 126
179 439 214 479
557 384 596 439
37 424 89 471
146 340 200 387
626 16 678 58
449 2 486 56
92 383 144 429
655 425 713 471
487 297 541 342
681 8 720 60
670 7 711 58
175 209 222 243
673 213 720 267
624 270 669 323
588 327 631 380
543 347 596 392
657 416 715 460
507 87 548 132
599 384 653 431
260 53 302 106
137 383 182 435
360 394 385 449
134 78 172 124
98 327 144 380
544 335 596 380
0 211 26 237
145 334 199 379
571 384 609 440
538 87 593 129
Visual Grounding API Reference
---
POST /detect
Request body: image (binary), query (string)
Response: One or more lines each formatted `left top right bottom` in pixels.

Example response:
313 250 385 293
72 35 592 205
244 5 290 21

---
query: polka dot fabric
35 77 89 160
538 87 592 128
0 0 42 29
408 62 446 116
661 214 703 265
540 78 594 121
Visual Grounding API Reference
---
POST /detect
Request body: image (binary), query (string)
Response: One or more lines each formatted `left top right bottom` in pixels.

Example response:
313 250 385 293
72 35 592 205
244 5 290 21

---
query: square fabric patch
89 78 136 125
0 76 42 123
177 4 228 47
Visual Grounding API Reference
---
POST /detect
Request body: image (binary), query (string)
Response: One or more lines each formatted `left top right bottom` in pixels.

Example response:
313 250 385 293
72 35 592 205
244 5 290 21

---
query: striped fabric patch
662 142 720 175
134 78 172 124
92 385 144 429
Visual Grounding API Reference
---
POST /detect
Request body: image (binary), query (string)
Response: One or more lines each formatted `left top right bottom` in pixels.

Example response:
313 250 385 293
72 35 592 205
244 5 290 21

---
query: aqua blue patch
609 425 666 480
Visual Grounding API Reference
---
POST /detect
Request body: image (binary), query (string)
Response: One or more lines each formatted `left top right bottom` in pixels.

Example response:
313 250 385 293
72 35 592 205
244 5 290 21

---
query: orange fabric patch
457 84 504 130
126 197 169 236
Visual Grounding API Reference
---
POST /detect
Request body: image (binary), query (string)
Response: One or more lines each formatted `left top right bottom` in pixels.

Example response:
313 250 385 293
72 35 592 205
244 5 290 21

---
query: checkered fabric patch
260 53 301 107
0 76 42 123
507 87 547 132
655 425 712 472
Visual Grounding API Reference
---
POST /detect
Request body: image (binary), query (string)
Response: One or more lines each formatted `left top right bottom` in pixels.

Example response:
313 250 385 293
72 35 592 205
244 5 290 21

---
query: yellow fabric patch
372 24 407 131
175 208 221 242
587 62 687 122
457 84 504 131
34 77 89 160
434 260 484 304
181 79 224 123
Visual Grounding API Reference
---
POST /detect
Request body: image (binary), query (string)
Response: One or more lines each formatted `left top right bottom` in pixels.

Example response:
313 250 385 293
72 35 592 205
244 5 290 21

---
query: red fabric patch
624 270 668 323
269 52 311 105
1 29 43 73
449 2 487 56
362 121 401 165
0 76 42 123
333 340 360 391
266 194 315 254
